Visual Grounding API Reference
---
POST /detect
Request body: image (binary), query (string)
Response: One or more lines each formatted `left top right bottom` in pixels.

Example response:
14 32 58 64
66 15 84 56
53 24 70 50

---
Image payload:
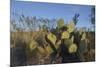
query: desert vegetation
10 6 95 66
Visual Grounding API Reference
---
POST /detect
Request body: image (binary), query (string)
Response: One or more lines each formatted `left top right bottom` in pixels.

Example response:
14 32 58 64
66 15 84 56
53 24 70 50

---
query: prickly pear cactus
61 31 70 39
67 21 75 33
45 45 54 55
29 40 38 51
68 43 78 53
55 40 61 49
79 28 86 35
63 39 73 46
57 18 64 29
71 35 74 43
79 40 87 54
81 32 86 40
37 46 46 55
47 33 57 45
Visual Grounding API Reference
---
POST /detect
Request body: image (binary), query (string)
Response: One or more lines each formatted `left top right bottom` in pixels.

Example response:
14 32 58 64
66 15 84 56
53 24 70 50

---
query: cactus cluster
11 17 95 65
27 17 90 63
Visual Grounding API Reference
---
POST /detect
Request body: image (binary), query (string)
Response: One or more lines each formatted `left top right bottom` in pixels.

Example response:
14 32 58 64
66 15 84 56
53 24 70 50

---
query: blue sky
11 0 95 29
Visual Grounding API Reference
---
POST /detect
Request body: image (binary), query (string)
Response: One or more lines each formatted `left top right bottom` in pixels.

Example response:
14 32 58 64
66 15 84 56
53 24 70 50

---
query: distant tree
38 18 48 31
90 7 95 31
19 15 37 31
11 19 16 31
73 13 80 25
91 7 95 25
50 19 57 29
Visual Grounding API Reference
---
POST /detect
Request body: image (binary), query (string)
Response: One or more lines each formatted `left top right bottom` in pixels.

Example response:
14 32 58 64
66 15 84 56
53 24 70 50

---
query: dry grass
10 31 95 65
